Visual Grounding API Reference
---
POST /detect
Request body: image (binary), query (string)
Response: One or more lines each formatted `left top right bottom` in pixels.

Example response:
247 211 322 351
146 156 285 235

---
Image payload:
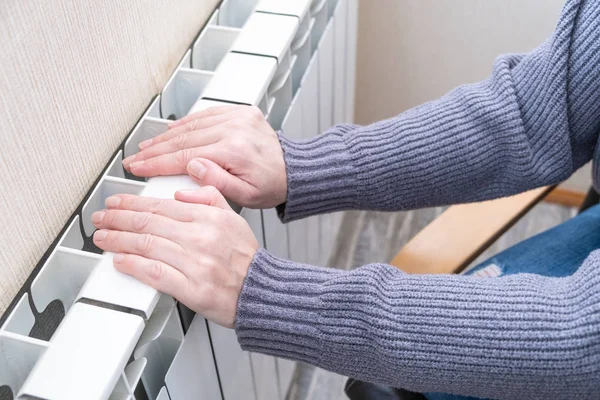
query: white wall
0 0 219 314
355 0 590 192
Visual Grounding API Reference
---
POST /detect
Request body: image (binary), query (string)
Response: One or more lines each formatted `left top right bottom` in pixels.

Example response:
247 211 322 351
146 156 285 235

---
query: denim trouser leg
424 203 600 400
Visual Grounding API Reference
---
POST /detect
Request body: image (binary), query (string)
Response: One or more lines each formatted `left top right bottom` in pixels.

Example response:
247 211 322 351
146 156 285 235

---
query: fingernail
91 211 105 225
139 139 152 149
122 155 135 165
105 196 121 208
114 254 124 263
130 160 145 169
188 160 206 178
94 230 108 241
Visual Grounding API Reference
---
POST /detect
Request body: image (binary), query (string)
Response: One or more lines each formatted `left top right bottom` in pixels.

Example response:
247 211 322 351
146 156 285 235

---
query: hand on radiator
122 105 288 209
90 186 259 328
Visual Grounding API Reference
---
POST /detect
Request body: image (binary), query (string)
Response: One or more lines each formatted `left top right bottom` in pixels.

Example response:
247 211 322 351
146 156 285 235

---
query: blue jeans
425 203 600 400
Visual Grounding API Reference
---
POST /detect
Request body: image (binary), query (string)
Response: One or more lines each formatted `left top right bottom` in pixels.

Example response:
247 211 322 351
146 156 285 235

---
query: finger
93 229 187 270
185 158 255 206
167 105 241 130
104 194 221 223
129 145 226 177
91 209 185 241
113 253 190 299
124 128 221 170
105 194 202 222
135 113 235 156
175 185 233 211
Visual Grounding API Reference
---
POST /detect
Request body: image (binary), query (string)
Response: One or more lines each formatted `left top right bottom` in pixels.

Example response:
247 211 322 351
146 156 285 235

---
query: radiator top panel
0 0 359 398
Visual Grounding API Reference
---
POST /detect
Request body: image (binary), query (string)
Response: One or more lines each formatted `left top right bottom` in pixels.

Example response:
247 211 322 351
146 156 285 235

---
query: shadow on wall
355 0 564 124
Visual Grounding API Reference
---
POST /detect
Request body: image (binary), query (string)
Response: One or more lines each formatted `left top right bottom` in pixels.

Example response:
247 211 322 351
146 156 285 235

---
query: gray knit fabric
236 1 600 399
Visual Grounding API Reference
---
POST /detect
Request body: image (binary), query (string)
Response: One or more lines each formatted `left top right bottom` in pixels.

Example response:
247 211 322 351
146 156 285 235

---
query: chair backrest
389 186 554 274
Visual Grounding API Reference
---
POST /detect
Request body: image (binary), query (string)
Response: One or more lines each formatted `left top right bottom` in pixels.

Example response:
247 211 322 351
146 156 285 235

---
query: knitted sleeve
236 248 600 399
277 0 600 222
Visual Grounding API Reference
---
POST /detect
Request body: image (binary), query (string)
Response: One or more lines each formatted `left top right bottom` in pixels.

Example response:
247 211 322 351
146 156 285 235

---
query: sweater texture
236 1 600 398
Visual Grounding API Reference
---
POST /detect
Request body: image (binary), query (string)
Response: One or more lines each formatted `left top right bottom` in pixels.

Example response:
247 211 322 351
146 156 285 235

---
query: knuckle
133 212 152 232
204 107 217 118
247 106 263 120
204 215 223 235
148 260 164 280
148 134 162 145
226 118 244 131
173 133 188 150
136 233 154 254
187 118 200 131
175 149 190 168
149 198 167 214
130 196 144 211
228 136 247 152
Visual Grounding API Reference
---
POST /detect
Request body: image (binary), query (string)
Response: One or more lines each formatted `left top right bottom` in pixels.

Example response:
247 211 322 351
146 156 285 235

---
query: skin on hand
122 105 288 209
90 186 259 328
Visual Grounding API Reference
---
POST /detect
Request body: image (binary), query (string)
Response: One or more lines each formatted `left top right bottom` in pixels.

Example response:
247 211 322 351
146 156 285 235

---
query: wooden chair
389 186 587 275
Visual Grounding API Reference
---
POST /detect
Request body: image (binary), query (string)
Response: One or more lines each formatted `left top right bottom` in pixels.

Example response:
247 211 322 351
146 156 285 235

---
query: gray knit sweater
235 1 600 399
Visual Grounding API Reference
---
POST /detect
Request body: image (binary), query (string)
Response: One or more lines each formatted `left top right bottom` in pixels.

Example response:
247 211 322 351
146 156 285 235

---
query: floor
288 202 577 400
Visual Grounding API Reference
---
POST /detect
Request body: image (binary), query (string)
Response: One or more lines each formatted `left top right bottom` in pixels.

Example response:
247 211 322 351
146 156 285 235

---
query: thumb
186 158 255 206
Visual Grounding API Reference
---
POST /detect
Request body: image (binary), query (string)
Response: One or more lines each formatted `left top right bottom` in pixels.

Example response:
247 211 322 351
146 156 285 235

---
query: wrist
276 128 360 222
234 248 342 363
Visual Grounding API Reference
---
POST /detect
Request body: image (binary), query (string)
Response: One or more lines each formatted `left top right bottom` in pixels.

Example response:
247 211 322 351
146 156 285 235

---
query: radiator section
0 0 358 398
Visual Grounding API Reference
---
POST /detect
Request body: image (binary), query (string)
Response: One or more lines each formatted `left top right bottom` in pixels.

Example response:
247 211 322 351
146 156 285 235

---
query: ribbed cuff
276 127 360 222
235 248 342 364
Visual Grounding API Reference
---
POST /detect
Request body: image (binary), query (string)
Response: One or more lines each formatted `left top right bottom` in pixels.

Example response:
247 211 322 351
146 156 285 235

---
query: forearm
236 249 600 399
278 55 566 222
278 0 600 222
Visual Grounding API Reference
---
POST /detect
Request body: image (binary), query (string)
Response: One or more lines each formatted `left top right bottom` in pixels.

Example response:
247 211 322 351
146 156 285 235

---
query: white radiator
0 0 358 398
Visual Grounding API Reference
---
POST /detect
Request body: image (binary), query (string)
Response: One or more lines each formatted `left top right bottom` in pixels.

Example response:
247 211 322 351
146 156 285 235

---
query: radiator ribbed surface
0 0 219 314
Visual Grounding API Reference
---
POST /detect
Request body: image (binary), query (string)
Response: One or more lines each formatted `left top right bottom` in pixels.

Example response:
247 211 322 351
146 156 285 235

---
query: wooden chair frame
389 186 557 275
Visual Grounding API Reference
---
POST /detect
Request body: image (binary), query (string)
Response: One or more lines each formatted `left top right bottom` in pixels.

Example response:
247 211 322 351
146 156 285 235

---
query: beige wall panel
355 1 590 190
356 0 564 123
0 0 219 314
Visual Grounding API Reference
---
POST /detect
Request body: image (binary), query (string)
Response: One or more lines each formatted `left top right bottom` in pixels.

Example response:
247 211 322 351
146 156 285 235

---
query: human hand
122 105 288 209
90 186 259 328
